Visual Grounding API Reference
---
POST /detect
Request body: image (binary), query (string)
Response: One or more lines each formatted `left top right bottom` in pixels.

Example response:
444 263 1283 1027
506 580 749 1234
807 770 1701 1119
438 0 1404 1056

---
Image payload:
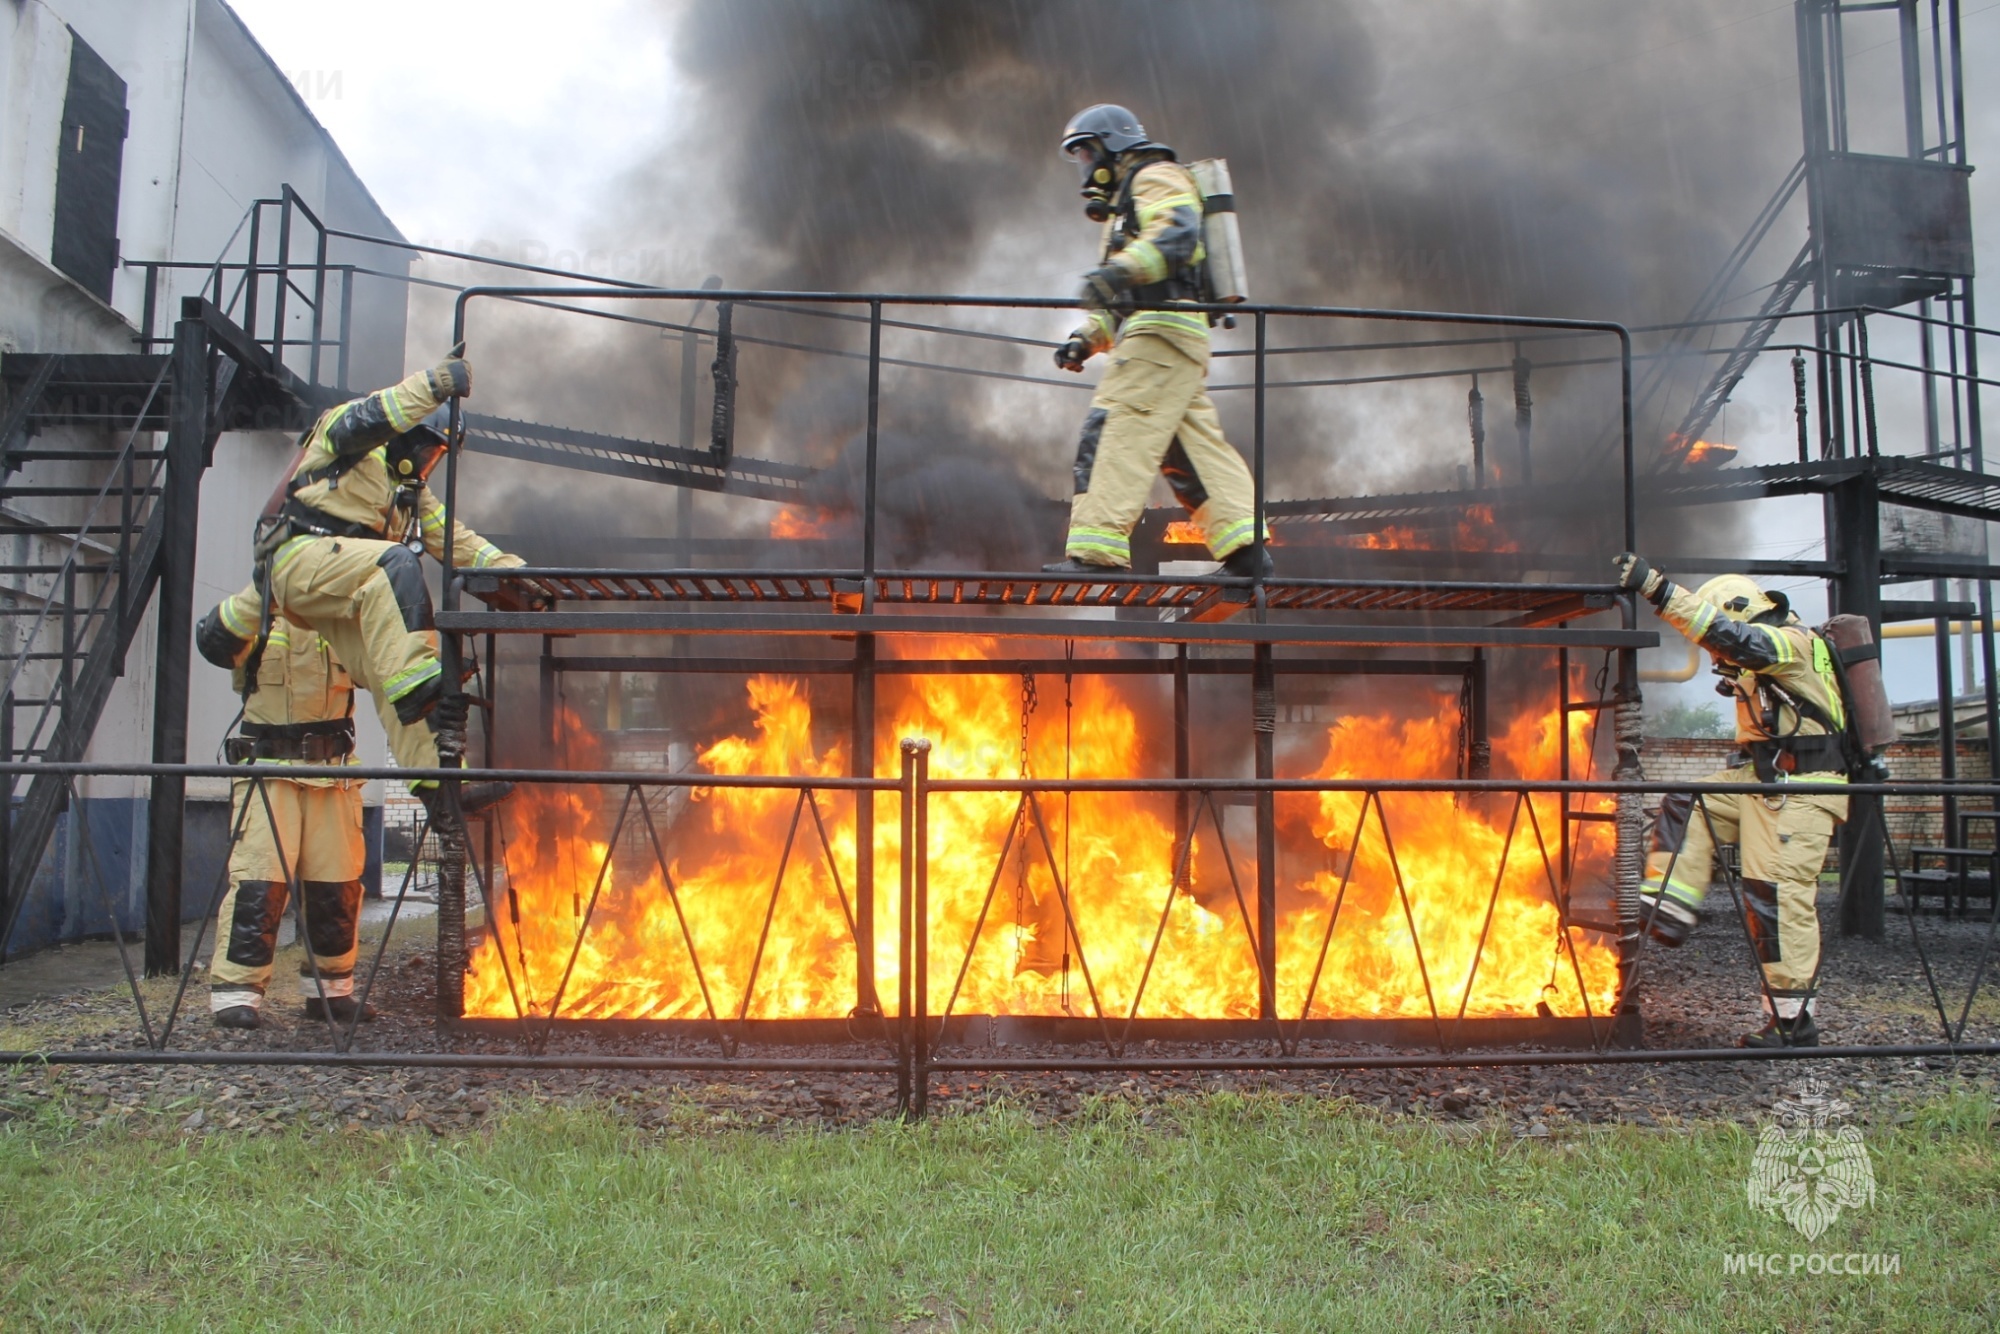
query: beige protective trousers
268 534 443 769
1064 333 1258 567
1643 764 1847 999
210 776 367 1009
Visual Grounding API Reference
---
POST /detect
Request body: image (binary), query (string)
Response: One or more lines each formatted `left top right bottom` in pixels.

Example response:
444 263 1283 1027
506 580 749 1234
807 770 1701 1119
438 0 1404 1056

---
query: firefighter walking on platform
200 356 524 820
1043 104 1268 579
1616 555 1851 1048
197 608 373 1029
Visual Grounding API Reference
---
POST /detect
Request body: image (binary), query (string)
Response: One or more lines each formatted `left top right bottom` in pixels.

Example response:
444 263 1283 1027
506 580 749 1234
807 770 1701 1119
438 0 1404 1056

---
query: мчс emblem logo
1747 1077 1876 1241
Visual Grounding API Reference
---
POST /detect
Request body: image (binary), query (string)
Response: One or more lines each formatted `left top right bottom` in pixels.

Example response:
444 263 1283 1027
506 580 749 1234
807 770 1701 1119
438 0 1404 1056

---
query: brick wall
1641 735 1992 852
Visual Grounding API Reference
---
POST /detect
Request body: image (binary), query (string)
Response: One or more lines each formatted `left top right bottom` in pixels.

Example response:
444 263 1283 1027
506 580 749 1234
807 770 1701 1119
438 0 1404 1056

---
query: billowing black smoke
469 1 1808 567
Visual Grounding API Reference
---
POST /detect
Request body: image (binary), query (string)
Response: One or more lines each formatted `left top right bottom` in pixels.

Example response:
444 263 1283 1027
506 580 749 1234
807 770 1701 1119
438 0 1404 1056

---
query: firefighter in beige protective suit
197 612 371 1029
1617 555 1849 1048
1043 104 1268 578
196 357 523 822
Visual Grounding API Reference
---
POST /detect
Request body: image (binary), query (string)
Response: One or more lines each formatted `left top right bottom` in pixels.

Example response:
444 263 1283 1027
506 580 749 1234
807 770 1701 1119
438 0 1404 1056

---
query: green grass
1 1093 1994 1331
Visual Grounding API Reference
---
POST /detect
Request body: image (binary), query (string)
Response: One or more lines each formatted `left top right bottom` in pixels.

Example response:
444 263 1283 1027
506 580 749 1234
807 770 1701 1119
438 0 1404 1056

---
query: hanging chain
1014 671 1038 971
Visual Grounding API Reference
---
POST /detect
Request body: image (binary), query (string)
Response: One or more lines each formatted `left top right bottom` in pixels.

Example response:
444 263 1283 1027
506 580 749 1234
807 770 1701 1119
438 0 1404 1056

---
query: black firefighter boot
1219 543 1275 579
1742 1010 1819 1049
303 995 379 1024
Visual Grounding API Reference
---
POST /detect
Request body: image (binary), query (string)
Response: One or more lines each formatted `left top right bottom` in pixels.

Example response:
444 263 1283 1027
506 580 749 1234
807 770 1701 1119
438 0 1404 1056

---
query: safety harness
1108 157 1214 314
1740 629 1863 782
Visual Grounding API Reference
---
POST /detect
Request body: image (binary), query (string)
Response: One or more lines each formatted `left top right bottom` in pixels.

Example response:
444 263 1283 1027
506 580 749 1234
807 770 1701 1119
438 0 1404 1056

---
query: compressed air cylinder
1822 614 1897 753
1188 158 1248 303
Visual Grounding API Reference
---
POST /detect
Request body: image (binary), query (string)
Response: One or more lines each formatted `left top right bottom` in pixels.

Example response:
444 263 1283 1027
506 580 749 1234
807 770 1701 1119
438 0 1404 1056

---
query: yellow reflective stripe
1757 624 1795 664
1066 527 1131 563
1135 192 1200 223
1123 309 1210 337
271 534 315 578
382 390 417 433
421 505 447 532
264 630 291 650
1642 873 1708 908
473 544 503 568
1684 601 1717 640
383 660 441 700
1119 239 1168 284
1208 518 1258 557
217 598 256 638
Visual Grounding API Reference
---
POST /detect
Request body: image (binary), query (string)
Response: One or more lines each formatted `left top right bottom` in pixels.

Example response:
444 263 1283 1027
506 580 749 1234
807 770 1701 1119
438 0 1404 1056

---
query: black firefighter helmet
1060 104 1170 221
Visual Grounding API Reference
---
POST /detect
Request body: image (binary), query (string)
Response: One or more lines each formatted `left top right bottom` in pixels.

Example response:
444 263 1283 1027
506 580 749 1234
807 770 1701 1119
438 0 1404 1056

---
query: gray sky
228 0 2000 707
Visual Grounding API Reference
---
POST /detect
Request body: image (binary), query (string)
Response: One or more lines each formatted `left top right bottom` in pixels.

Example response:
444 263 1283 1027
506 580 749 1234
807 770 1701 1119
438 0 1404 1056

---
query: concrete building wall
1 0 406 952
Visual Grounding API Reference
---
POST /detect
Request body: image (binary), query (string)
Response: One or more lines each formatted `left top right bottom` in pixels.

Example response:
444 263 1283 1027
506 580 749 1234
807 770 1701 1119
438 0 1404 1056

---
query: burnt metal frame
6 759 2000 1122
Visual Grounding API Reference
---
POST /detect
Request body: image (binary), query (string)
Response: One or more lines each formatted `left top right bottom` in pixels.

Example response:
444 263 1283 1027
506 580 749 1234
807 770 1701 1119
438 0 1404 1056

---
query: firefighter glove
1077 265 1131 311
428 358 473 400
427 690 469 734
1054 337 1092 373
196 606 253 669
1614 552 1667 603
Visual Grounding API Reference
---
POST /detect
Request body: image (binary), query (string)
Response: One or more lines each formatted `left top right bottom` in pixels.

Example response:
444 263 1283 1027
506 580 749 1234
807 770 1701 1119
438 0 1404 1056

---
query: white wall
1 0 409 803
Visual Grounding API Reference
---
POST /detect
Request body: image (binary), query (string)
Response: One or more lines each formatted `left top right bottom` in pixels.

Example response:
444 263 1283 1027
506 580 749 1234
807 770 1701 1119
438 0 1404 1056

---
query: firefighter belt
1643 762 1847 995
1065 332 1258 567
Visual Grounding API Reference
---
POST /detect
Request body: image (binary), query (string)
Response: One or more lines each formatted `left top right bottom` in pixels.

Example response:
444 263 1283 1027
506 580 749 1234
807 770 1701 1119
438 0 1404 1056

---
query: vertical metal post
863 302 882 597
1558 646 1572 882
242 203 262 337
309 222 329 387
1173 644 1190 888
1253 643 1277 1020
1612 327 1645 984
1467 649 1491 779
910 739 930 1119
677 314 698 567
1467 375 1486 488
1934 581 1959 872
1834 473 1886 938
271 192 294 368
1511 353 1534 484
538 635 557 761
1 693 12 942
1250 313 1268 577
143 317 209 976
1794 353 1812 463
896 741 918 1114
336 268 353 394
1898 0 1926 157
853 634 879 1015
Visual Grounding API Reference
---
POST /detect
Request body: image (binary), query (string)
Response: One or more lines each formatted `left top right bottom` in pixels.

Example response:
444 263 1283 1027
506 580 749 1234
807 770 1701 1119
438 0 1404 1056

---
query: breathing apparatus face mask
1065 137 1116 222
385 423 451 489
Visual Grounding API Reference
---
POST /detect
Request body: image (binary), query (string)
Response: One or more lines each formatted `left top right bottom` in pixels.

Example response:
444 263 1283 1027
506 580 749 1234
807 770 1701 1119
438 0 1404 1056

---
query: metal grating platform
462 566 1620 620
461 413 818 501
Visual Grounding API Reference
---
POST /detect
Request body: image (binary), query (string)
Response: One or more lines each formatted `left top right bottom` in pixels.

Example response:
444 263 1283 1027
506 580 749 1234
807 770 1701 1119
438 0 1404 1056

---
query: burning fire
1665 433 1738 469
770 506 835 539
1332 504 1520 553
465 647 1618 1023
1162 519 1282 549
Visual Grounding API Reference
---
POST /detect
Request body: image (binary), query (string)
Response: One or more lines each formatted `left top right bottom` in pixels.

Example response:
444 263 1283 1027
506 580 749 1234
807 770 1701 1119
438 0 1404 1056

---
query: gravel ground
4 889 1997 1138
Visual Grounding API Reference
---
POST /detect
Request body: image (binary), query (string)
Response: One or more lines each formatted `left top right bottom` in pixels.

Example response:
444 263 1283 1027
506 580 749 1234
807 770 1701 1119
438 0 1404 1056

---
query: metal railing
1 756 1997 1120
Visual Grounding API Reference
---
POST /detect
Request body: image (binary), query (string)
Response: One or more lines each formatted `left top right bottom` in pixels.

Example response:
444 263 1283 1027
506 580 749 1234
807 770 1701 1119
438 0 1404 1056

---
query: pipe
1883 620 1988 639
1639 639 1701 683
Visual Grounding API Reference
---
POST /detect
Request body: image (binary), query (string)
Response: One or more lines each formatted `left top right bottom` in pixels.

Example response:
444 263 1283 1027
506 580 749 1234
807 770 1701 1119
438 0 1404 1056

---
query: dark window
50 28 128 303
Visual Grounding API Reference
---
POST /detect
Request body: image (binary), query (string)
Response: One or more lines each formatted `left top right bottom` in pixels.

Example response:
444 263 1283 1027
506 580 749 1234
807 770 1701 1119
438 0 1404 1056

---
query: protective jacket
1655 583 1848 778
269 365 511 568
1071 155 1211 360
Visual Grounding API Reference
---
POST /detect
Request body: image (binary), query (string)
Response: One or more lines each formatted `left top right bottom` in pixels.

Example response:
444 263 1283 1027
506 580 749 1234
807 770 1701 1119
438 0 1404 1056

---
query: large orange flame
465 647 1619 1022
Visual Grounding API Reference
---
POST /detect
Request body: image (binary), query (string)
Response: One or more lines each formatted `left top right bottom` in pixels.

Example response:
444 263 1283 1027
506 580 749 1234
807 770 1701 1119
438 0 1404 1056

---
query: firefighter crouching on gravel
196 609 372 1030
1616 555 1847 1048
198 355 523 824
1043 104 1269 579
